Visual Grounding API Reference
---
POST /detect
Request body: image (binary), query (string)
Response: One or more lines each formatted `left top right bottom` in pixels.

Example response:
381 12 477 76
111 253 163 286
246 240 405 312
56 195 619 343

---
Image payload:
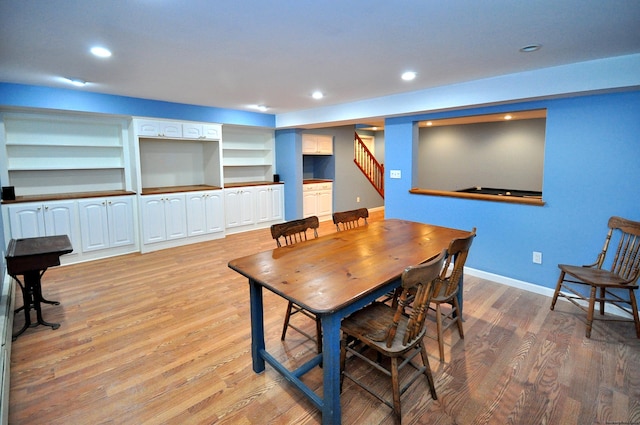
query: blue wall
0 82 275 127
385 90 640 290
275 129 303 219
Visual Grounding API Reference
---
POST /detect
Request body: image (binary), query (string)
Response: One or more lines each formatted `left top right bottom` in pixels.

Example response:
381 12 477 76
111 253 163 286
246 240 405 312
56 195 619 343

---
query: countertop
303 179 333 184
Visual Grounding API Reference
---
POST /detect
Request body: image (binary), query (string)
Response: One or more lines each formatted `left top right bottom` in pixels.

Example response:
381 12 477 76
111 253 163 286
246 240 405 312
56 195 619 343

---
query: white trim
465 267 557 298
464 267 638 318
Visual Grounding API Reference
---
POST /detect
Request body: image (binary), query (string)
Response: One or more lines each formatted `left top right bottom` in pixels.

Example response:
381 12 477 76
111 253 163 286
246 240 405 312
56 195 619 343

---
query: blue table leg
249 279 265 373
321 312 342 425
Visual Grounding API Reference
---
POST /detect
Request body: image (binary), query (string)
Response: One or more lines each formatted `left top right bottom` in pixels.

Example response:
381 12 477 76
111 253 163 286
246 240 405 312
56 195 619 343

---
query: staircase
354 133 384 198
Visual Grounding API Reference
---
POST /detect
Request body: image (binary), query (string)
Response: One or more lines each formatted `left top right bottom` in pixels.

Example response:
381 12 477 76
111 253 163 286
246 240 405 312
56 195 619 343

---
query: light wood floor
9 210 640 424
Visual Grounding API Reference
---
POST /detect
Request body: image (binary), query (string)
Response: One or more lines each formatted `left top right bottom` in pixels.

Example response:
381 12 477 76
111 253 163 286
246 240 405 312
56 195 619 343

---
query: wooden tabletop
6 235 73 275
229 219 471 314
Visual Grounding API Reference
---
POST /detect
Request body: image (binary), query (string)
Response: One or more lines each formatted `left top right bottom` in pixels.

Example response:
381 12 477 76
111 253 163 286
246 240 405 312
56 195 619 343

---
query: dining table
228 218 472 424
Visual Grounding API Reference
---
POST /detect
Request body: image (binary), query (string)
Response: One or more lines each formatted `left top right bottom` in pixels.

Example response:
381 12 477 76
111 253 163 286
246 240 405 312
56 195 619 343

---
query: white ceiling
1 0 639 121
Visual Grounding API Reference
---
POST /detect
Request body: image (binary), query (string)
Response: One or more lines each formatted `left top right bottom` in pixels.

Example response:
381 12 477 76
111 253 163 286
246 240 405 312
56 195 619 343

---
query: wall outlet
390 169 401 179
532 251 542 264
356 196 360 203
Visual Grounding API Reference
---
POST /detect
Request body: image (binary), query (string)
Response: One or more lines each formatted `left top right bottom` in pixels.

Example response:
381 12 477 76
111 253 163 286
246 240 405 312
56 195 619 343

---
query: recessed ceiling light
401 71 417 81
504 114 513 120
426 121 433 126
90 46 112 58
312 91 324 100
519 44 541 53
65 77 87 87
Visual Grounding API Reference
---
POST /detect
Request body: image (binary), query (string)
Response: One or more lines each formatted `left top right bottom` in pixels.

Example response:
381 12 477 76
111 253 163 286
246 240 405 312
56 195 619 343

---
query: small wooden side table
5 235 73 340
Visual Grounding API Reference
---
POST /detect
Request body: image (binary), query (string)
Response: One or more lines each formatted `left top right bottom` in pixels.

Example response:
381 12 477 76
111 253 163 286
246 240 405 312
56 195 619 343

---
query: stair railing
354 133 384 198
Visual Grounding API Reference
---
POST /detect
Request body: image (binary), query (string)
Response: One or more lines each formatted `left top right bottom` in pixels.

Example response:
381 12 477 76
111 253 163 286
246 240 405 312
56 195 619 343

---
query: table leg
249 279 266 373
37 269 60 305
12 278 32 341
321 313 342 425
30 272 60 330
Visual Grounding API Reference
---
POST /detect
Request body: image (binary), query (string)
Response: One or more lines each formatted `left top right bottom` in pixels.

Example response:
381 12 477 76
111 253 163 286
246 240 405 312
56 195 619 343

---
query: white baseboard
464 267 638 318
464 267 557 298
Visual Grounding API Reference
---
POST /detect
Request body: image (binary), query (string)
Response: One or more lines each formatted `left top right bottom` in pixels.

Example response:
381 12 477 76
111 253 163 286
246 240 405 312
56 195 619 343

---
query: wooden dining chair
270 215 319 247
428 228 476 361
550 216 640 338
333 208 369 231
270 216 323 352
340 250 446 422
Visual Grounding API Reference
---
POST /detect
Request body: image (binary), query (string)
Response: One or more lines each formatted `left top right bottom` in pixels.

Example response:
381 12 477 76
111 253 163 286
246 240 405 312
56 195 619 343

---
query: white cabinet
8 200 79 252
224 187 256 229
78 196 135 252
256 184 284 223
186 190 224 236
141 194 188 244
182 123 221 140
135 119 221 140
303 182 333 220
135 119 183 138
302 134 333 155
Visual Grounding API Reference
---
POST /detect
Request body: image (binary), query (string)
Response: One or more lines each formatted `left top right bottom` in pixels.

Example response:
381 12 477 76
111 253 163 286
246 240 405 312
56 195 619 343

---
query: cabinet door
186 191 207 236
107 196 135 247
302 191 318 218
239 188 255 226
141 195 167 244
224 190 242 228
224 188 255 228
255 186 271 223
203 124 221 140
205 190 224 233
182 123 204 139
317 190 333 217
44 201 79 253
316 135 333 154
269 185 283 221
137 120 163 137
164 195 187 240
302 135 318 154
8 204 46 239
78 199 110 252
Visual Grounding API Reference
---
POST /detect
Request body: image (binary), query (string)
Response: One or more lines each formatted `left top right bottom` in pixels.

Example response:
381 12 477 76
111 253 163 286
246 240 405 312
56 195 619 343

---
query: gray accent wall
417 118 546 192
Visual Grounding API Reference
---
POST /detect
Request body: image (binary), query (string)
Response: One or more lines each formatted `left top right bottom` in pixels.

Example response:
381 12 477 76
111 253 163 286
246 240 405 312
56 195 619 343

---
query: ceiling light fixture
426 121 433 126
248 104 269 111
519 44 541 53
401 71 417 81
504 114 513 120
90 46 112 58
312 91 324 100
65 77 87 87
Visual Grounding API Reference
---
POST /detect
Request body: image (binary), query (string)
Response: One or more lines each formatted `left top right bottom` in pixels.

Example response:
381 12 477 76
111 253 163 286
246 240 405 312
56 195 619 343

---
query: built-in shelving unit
222 125 274 184
133 118 223 193
0 111 130 197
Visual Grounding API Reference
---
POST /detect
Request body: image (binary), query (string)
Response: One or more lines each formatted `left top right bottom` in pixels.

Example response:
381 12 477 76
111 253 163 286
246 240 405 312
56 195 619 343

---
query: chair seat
559 264 639 288
342 302 424 356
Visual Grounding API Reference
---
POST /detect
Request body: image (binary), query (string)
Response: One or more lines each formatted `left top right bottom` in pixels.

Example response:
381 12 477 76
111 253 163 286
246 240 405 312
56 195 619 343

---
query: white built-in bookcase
222 125 275 184
0 111 131 196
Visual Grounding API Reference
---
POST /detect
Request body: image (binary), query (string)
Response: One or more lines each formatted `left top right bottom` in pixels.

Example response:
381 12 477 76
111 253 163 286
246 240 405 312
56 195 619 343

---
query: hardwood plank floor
9 210 640 424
